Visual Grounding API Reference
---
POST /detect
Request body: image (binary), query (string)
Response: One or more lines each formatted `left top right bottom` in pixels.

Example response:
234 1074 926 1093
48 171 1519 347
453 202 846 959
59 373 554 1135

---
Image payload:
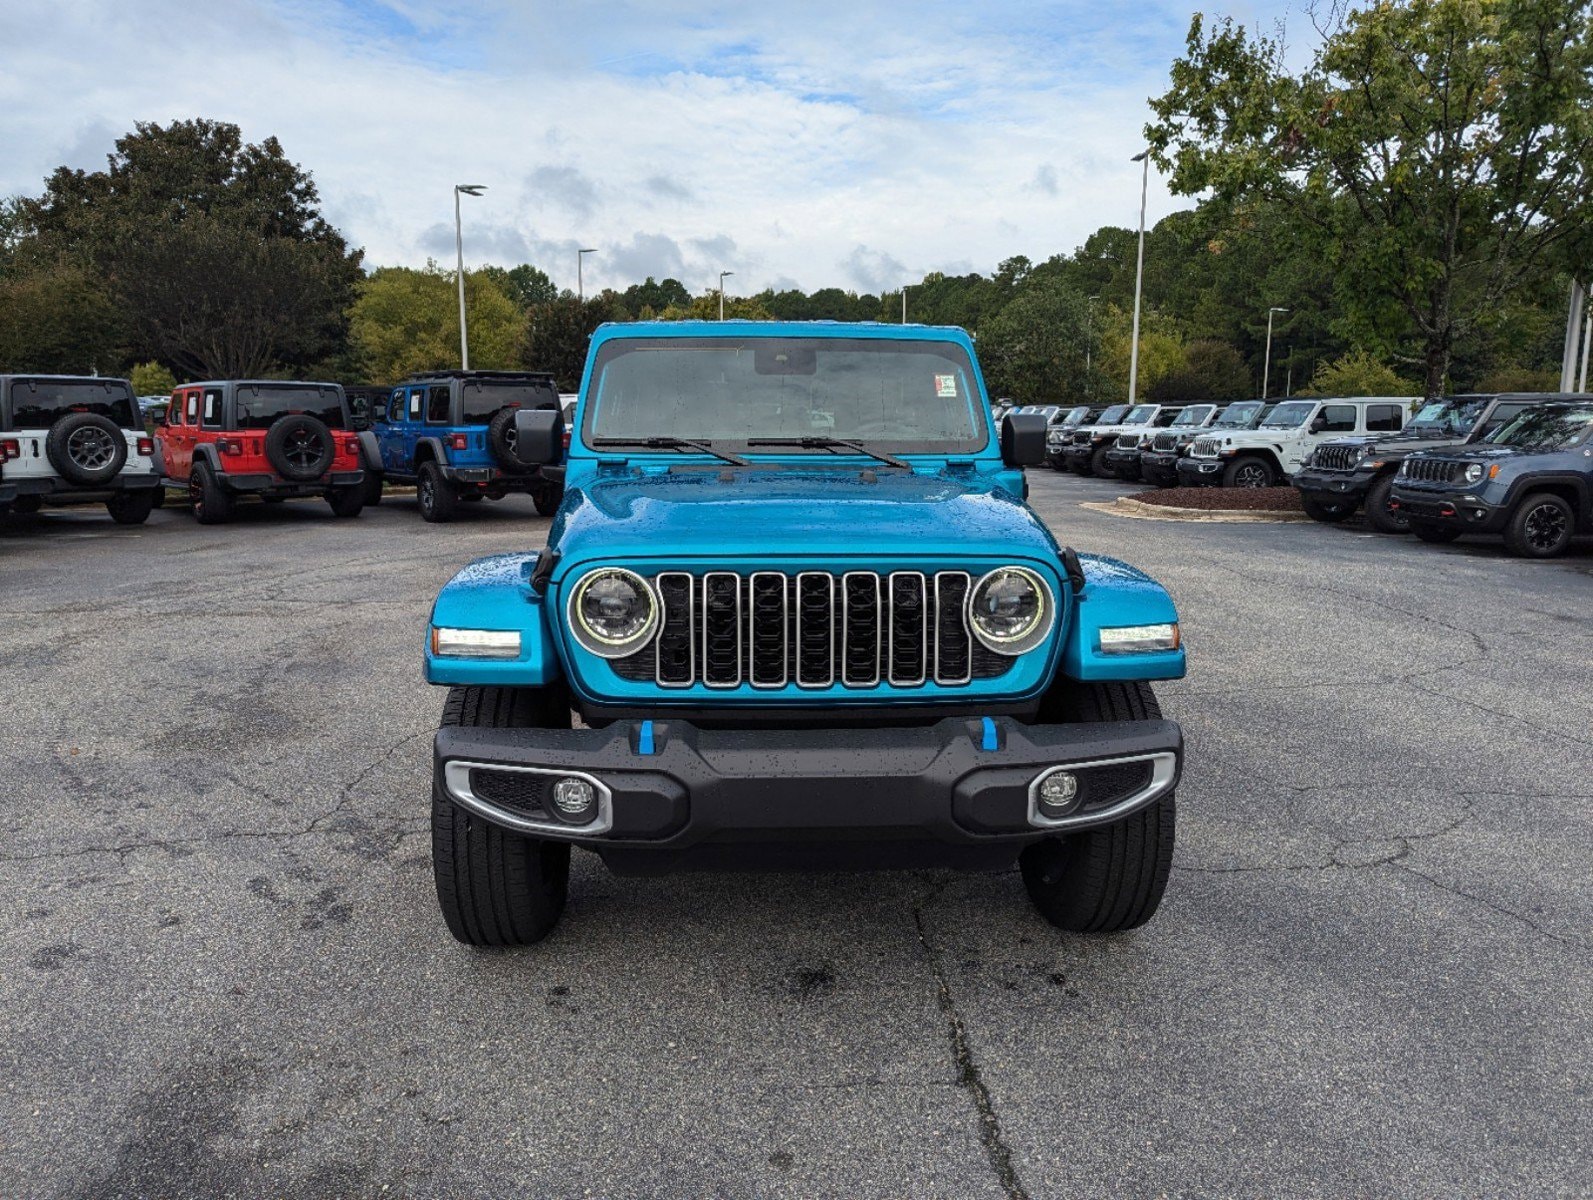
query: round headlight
1463 463 1485 484
568 568 658 658
967 566 1054 655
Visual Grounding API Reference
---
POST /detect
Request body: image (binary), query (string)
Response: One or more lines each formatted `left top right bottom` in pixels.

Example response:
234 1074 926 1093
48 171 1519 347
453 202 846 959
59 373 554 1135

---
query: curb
1081 497 1313 523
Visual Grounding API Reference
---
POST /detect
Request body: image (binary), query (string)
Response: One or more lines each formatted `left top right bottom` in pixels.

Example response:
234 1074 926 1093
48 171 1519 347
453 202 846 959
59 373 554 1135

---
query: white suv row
1178 397 1410 488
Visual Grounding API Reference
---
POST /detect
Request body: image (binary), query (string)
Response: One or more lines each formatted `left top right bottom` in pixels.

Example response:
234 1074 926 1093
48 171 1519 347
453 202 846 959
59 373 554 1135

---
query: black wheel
327 485 365 518
432 685 572 947
487 406 533 472
362 473 384 506
1088 446 1113 478
264 415 335 482
417 461 458 523
1021 680 1176 933
1410 520 1461 544
106 490 156 525
11 495 43 515
1300 494 1353 523
189 462 233 524
1504 493 1574 559
45 413 128 486
532 482 562 517
1364 475 1408 535
1223 457 1276 488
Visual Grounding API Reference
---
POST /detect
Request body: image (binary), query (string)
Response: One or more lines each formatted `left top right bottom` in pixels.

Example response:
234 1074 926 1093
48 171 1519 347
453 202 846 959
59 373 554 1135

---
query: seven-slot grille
1070 430 1093 445
1151 431 1180 452
1402 457 1464 483
617 570 1013 689
1313 444 1362 472
1189 437 1221 458
1114 433 1144 451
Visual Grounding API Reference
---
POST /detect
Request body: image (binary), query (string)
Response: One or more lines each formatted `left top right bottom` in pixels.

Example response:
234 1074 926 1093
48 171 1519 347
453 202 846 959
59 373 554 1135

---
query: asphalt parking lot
2 472 1589 1198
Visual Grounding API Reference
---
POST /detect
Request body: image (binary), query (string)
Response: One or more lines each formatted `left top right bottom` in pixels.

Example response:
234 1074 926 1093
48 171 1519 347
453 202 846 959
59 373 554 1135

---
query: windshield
6 378 138 430
1486 405 1593 450
1122 405 1157 425
1094 405 1129 425
1261 400 1316 429
1057 406 1089 425
460 380 559 425
1214 401 1263 429
1171 405 1216 427
234 385 346 431
585 337 986 453
1407 397 1487 435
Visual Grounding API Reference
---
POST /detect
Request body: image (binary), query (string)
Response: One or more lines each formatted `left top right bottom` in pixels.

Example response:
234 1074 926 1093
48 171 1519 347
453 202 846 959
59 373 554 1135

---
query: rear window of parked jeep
233 385 346 431
459 381 559 425
6 379 138 429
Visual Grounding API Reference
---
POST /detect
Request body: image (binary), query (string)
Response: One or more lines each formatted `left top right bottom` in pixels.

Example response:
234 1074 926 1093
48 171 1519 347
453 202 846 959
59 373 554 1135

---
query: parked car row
0 371 565 526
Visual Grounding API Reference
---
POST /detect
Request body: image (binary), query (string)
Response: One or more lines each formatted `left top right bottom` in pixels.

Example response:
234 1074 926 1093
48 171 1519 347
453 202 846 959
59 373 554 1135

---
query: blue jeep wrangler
363 369 564 521
422 322 1187 945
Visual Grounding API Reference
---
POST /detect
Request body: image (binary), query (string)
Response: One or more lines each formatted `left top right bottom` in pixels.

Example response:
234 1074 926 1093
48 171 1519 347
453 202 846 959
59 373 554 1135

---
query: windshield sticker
935 374 958 398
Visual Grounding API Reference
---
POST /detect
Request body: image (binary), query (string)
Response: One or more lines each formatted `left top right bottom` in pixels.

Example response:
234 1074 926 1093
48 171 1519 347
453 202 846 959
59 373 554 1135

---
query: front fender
1061 554 1186 682
424 553 563 687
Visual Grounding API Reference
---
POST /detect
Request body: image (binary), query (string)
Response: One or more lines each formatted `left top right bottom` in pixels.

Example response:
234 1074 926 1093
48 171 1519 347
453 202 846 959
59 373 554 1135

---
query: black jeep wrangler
1294 393 1542 534
1389 399 1593 557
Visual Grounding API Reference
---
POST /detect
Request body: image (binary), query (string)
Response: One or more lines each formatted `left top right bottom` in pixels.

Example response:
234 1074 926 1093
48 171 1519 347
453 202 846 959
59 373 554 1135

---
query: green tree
656 293 775 322
1148 339 1254 403
129 361 178 395
1149 0 1593 396
0 263 123 374
977 277 1095 403
350 263 523 383
616 276 692 317
482 264 559 309
1299 348 1420 397
520 296 623 392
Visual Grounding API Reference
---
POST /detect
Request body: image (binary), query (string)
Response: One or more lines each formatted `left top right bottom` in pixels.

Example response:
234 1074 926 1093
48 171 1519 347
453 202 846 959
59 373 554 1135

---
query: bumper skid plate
434 716 1182 870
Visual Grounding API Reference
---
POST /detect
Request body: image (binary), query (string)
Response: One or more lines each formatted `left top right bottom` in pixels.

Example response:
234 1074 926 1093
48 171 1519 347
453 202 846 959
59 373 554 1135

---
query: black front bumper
1140 453 1181 486
1295 467 1373 506
215 469 364 494
435 716 1182 873
1101 449 1143 478
1388 485 1509 532
1175 457 1224 486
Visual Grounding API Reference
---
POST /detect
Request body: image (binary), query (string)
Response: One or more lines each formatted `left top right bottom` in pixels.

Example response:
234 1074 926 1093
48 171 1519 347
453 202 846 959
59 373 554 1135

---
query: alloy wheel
1524 502 1568 552
284 429 324 470
68 426 117 470
1234 463 1269 488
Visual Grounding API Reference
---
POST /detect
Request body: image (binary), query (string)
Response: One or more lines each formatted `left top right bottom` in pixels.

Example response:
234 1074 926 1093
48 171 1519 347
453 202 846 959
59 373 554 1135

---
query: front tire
1504 492 1575 558
327 485 365 518
1223 456 1276 489
432 686 572 947
532 482 562 517
1300 494 1353 523
106 490 156 525
1021 680 1176 933
417 461 458 523
1364 475 1408 535
1087 447 1111 477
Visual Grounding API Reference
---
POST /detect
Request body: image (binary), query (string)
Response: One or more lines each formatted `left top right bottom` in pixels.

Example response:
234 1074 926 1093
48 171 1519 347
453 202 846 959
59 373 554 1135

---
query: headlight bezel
1463 463 1485 484
965 565 1056 656
566 567 660 659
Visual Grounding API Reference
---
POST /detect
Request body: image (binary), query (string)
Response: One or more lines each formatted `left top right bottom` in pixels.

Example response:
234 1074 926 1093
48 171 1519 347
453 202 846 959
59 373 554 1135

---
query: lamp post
1262 306 1289 398
1127 151 1151 405
578 248 597 304
718 271 734 321
453 184 486 369
901 285 909 325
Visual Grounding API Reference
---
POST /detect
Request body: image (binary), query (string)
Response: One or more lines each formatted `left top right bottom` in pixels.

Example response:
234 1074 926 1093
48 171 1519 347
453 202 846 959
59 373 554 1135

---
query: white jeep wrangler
0 375 161 524
1178 397 1410 488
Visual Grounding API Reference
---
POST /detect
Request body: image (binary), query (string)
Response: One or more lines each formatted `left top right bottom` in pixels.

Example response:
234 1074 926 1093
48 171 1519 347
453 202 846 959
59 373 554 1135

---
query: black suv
1389 399 1593 557
1294 393 1542 534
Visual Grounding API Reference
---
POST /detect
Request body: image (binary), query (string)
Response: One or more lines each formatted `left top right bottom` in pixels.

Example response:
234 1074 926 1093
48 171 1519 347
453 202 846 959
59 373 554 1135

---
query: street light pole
718 271 734 321
453 184 486 370
1263 306 1289 398
578 248 597 304
1581 310 1591 393
901 285 909 325
1128 151 1151 405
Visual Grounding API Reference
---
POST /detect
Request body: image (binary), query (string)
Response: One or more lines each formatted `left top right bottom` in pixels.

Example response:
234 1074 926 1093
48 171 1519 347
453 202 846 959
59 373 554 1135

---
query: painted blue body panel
424 322 1187 700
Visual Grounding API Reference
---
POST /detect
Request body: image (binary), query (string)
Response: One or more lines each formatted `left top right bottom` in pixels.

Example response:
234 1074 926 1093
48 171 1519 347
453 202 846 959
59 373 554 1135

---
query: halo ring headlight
567 567 659 658
966 566 1055 656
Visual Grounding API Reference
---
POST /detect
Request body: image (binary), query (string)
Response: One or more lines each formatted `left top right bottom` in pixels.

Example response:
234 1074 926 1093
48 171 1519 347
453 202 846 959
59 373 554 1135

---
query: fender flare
1059 553 1185 683
424 552 563 687
416 436 450 468
356 430 382 472
191 443 223 474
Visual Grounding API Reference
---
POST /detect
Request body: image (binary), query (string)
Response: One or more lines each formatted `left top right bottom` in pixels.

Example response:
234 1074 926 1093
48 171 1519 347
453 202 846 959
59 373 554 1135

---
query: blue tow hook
637 720 656 756
980 717 999 752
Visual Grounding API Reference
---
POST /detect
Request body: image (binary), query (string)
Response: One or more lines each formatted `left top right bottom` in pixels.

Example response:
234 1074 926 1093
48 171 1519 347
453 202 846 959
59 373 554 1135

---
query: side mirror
1001 413 1048 467
511 408 565 465
1309 414 1328 433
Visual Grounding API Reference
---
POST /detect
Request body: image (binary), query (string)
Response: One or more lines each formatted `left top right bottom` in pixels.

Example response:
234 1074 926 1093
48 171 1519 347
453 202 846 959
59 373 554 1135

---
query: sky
0 0 1307 297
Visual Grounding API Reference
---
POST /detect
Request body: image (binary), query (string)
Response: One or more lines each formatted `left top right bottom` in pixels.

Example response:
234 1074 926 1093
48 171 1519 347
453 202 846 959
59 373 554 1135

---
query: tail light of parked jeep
136 437 153 456
218 437 246 456
0 438 19 462
449 433 469 451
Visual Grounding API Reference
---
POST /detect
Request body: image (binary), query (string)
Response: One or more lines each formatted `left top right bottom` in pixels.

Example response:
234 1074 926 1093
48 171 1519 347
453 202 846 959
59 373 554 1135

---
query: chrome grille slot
701 573 742 687
1314 445 1360 472
933 572 972 685
1190 437 1220 458
748 572 788 688
655 572 694 686
842 572 882 686
887 572 927 686
1152 432 1179 452
1115 433 1141 451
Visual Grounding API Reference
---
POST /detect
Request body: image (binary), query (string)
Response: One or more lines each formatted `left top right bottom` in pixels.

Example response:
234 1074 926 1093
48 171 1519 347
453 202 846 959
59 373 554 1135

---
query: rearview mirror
512 408 565 465
1001 413 1048 468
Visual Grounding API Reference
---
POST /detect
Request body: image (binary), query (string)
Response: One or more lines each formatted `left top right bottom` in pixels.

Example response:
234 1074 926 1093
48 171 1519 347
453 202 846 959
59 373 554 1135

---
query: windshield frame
1212 401 1264 430
1260 400 1318 429
1122 404 1159 425
580 335 991 457
1170 405 1217 428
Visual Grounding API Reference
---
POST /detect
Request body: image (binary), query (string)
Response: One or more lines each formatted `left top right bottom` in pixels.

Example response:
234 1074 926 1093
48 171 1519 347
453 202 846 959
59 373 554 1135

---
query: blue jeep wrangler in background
363 369 564 521
422 322 1187 945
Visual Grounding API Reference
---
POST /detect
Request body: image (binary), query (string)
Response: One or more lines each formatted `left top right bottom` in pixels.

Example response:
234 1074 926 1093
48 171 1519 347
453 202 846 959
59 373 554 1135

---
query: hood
1321 430 1468 456
551 468 1060 569
1407 443 1560 463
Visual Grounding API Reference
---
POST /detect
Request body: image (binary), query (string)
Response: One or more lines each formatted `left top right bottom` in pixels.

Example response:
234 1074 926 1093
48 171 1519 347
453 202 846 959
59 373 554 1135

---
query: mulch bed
1132 486 1304 512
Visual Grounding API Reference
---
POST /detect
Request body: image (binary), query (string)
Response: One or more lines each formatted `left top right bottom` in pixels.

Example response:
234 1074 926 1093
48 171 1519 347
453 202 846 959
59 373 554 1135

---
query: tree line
2 1 1588 401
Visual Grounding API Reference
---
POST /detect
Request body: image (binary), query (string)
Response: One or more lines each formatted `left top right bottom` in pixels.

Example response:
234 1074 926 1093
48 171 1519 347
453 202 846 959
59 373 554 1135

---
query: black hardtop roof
186 379 345 390
1 374 133 386
401 369 557 384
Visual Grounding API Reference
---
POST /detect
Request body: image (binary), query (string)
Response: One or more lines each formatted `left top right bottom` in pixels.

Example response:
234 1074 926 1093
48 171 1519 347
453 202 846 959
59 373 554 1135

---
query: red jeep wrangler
155 380 367 524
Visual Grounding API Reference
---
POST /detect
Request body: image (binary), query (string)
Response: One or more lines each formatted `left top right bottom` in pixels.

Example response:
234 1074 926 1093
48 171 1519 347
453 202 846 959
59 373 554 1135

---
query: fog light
1036 770 1080 817
551 777 597 822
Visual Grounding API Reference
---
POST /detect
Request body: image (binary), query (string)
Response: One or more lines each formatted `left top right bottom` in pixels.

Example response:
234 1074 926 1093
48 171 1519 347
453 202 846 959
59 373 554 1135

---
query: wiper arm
591 436 749 466
745 436 910 469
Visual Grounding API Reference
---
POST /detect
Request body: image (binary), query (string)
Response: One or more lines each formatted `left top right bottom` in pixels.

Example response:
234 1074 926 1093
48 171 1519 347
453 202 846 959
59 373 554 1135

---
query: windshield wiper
745 436 910 469
591 437 749 466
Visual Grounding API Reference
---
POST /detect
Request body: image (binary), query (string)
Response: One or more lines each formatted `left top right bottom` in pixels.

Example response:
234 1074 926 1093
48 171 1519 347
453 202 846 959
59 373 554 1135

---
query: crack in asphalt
912 892 1029 1200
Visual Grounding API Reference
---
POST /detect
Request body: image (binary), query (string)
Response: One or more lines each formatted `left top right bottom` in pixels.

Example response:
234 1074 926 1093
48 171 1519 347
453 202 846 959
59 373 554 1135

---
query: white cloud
0 0 1305 295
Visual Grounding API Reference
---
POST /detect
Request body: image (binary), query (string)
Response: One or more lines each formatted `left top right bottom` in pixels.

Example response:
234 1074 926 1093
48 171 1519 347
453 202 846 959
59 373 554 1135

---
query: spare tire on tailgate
265 415 335 482
46 412 128 486
487 406 532 472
